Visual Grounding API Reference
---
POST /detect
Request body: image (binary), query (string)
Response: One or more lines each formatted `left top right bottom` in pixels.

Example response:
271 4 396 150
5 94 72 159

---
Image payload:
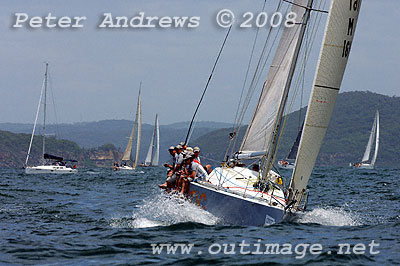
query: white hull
114 166 136 171
277 160 295 169
25 165 78 174
350 163 374 170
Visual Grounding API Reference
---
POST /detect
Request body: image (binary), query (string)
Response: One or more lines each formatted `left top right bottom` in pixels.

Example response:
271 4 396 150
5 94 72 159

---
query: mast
25 65 47 166
152 114 160 166
260 0 313 179
289 0 362 206
42 62 49 159
237 0 313 181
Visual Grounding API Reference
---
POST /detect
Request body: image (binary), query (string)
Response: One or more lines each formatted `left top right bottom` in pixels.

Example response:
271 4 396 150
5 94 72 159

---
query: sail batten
290 0 362 205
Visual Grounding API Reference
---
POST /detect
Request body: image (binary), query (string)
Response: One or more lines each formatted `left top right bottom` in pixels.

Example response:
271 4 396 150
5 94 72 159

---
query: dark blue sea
0 167 399 265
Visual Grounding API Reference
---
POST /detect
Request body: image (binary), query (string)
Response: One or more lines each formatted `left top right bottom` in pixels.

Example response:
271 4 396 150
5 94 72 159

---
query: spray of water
297 206 362 226
110 193 220 229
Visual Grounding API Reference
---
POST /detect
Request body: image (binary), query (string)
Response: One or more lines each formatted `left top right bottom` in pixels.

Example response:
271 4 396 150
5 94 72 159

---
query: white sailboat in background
143 114 160 167
25 63 78 174
114 87 142 171
350 110 379 169
187 0 362 225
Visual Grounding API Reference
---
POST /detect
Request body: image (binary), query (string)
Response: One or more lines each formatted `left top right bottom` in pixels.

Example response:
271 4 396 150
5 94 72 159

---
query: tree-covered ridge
192 91 400 167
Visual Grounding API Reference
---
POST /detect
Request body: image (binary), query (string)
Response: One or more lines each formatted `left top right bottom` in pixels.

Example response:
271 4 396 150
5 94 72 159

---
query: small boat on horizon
114 84 142 172
350 110 380 170
141 114 160 167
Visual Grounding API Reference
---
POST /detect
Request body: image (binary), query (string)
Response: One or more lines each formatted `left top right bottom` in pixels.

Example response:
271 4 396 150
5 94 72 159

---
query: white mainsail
239 0 311 155
290 0 362 205
122 88 142 169
361 111 377 162
370 110 379 166
152 114 160 166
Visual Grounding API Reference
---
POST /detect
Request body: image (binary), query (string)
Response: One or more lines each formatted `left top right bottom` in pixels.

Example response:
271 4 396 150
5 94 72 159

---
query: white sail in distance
133 90 142 169
371 110 379 166
361 112 377 162
290 0 362 205
239 0 311 155
152 114 160 166
122 88 141 168
145 114 157 166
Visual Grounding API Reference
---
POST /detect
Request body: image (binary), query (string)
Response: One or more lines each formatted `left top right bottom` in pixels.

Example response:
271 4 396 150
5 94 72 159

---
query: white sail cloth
361 111 377 162
239 0 309 154
290 0 362 204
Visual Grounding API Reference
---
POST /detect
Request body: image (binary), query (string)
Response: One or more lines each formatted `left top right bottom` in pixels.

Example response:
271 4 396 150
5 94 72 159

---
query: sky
0 0 398 125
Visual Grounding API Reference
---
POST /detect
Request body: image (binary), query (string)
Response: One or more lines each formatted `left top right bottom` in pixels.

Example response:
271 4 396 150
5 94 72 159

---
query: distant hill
0 120 232 164
192 91 400 167
0 130 121 168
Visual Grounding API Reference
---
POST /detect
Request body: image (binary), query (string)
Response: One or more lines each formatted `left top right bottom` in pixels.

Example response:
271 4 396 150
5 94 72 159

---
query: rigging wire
271 0 326 166
226 0 285 158
225 0 268 159
184 25 232 145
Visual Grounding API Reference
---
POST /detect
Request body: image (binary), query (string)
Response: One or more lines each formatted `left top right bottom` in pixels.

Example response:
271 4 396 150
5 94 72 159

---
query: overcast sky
0 0 398 125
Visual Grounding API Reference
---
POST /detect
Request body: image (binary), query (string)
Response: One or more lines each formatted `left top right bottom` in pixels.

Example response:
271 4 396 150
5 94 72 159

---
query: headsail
239 0 312 156
371 110 379 166
290 0 362 205
152 114 160 166
361 112 377 162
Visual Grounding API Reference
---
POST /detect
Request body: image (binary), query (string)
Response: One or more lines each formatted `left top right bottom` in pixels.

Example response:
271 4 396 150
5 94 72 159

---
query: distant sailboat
350 110 379 169
144 114 160 167
25 63 78 174
186 0 362 226
114 86 142 171
278 123 303 169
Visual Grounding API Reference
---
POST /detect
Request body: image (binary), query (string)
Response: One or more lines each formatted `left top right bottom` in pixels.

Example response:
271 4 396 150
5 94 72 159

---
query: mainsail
122 89 142 168
290 0 362 205
239 0 312 156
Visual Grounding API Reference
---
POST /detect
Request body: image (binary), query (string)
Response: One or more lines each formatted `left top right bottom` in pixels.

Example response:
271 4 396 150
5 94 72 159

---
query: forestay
290 0 362 205
239 0 310 155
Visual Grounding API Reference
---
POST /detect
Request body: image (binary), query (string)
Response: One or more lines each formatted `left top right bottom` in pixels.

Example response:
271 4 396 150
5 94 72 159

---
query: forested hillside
192 91 400 167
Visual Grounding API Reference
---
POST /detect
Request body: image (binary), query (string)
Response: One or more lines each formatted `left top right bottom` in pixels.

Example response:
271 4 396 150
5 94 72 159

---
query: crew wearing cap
193 146 201 164
159 146 178 189
180 151 209 194
175 144 184 170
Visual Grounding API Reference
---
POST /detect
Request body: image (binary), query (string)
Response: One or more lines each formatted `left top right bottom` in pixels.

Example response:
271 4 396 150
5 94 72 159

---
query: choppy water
0 167 399 265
